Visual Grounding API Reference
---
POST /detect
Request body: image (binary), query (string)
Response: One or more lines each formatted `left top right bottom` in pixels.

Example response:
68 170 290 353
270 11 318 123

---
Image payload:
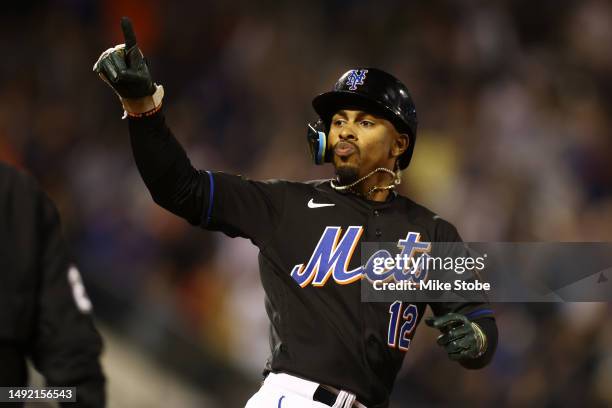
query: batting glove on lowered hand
425 313 487 361
93 17 164 117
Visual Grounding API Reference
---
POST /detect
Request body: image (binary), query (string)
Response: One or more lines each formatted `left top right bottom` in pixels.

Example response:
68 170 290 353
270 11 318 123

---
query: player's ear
391 132 409 158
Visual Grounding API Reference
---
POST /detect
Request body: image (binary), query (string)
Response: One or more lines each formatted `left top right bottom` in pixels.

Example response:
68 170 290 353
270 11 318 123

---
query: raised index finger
121 16 137 50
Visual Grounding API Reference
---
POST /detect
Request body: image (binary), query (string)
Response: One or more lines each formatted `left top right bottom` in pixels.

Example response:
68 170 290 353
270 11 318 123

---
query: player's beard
335 165 359 185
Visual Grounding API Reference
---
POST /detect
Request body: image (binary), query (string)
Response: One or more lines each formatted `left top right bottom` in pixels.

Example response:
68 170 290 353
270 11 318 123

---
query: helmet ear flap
306 118 329 165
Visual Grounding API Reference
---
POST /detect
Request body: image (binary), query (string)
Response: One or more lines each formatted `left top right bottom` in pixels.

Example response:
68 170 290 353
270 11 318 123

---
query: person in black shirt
0 163 105 407
93 17 497 408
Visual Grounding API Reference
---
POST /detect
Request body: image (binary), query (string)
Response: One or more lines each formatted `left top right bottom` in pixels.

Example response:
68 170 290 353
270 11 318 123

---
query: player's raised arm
93 17 206 224
93 18 284 245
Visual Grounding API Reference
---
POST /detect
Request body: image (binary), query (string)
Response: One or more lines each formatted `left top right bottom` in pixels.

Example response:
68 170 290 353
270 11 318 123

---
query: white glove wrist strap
120 84 164 118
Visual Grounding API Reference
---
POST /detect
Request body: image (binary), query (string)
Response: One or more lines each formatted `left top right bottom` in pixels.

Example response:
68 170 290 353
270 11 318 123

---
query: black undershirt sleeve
128 110 210 226
127 109 285 247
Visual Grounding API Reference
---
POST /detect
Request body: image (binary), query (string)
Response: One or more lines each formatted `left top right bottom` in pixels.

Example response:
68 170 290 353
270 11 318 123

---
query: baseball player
94 18 497 408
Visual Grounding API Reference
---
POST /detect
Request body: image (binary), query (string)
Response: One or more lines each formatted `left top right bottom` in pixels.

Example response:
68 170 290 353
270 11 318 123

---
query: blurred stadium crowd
1 0 611 407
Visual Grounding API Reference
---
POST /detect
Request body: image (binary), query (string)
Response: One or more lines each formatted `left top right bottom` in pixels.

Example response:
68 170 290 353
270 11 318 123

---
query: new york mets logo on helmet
345 69 368 90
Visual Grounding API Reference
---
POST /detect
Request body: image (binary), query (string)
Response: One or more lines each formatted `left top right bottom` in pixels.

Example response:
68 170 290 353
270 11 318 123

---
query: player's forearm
128 110 209 225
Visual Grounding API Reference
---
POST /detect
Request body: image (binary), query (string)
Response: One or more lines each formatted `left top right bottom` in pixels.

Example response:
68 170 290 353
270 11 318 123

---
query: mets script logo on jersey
290 226 431 288
345 69 368 90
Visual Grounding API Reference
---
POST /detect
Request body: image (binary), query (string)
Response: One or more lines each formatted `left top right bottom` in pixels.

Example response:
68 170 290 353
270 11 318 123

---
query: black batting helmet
311 68 418 169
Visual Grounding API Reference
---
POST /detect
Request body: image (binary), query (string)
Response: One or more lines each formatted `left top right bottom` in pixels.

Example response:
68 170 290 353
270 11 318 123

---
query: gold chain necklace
330 167 401 198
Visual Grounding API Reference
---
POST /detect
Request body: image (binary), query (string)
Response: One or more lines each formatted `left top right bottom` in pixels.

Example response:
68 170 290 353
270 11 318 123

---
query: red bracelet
125 103 163 118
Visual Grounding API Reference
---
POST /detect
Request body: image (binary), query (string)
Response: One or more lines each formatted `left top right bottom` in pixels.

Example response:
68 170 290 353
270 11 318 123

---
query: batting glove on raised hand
425 313 487 361
93 17 163 117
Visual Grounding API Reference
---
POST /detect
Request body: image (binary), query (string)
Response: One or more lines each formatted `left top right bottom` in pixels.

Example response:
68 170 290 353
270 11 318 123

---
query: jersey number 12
387 301 418 351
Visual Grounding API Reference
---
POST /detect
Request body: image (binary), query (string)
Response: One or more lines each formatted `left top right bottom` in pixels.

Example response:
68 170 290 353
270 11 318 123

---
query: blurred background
1 0 612 406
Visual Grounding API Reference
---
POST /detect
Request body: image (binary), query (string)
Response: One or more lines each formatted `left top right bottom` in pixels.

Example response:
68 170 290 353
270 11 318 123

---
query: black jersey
128 111 497 408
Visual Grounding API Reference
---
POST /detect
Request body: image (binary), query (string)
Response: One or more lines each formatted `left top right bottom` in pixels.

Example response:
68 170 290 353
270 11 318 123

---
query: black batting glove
93 17 164 118
425 313 487 361
93 17 155 98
